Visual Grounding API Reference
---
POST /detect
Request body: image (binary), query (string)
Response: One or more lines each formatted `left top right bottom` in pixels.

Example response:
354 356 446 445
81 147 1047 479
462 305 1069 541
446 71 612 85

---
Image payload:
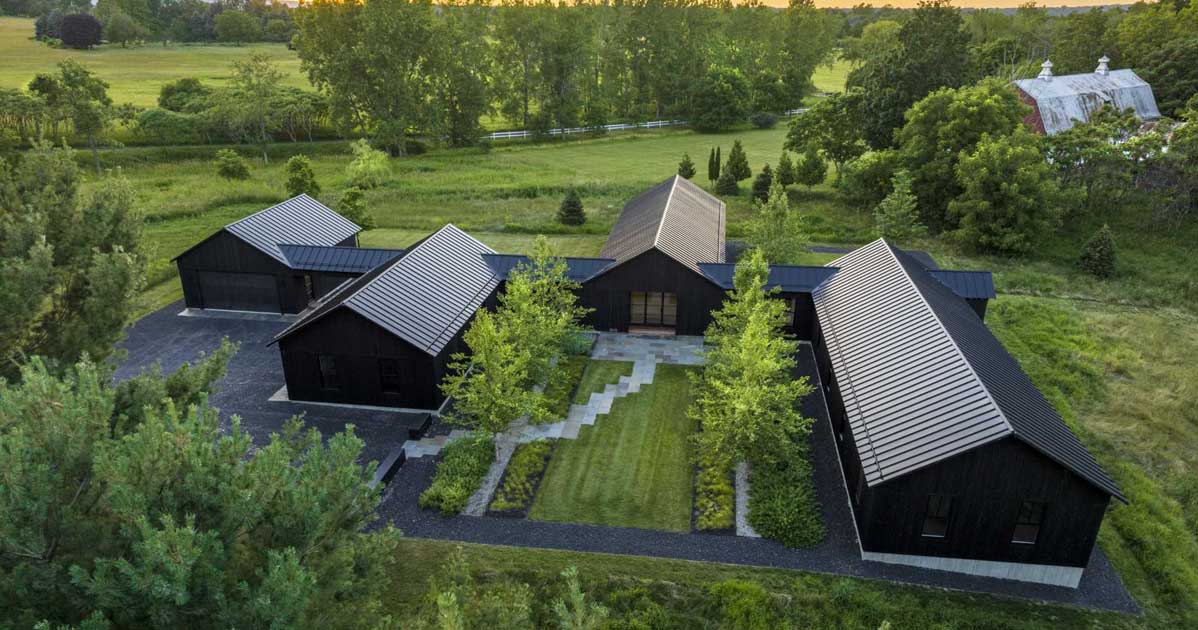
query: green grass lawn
571 359 634 404
530 364 696 532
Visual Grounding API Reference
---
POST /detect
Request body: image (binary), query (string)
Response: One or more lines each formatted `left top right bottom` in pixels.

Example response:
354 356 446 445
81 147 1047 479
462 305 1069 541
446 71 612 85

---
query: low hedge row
419 435 495 516
541 356 588 420
747 445 824 547
694 452 734 531
489 439 553 513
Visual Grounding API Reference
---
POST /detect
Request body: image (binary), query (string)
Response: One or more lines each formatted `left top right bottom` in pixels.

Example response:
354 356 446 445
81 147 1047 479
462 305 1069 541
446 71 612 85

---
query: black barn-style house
179 176 1123 587
173 195 402 314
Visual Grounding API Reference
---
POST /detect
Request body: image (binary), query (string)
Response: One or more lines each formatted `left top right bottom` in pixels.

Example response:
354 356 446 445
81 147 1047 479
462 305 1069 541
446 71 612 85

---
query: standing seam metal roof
697 263 840 293
813 239 1124 501
598 175 725 274
223 194 361 265
273 225 499 356
481 254 616 283
278 244 405 273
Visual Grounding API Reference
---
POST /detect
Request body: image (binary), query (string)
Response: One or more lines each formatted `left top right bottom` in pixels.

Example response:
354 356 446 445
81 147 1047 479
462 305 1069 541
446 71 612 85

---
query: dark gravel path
376 345 1138 615
115 301 422 466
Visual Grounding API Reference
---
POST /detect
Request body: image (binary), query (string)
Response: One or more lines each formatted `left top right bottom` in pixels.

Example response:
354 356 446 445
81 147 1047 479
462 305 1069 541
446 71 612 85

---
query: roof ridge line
652 175 680 250
226 193 325 229
340 224 460 311
882 241 1016 441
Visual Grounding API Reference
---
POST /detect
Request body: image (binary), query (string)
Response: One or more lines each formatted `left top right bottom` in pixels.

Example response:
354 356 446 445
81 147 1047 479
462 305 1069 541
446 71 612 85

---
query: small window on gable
921 494 953 538
1011 501 1046 545
379 358 402 394
318 354 339 390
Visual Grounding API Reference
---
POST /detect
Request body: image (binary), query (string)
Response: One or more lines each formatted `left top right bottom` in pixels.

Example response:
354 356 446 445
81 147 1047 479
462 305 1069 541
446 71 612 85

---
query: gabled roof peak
598 175 725 275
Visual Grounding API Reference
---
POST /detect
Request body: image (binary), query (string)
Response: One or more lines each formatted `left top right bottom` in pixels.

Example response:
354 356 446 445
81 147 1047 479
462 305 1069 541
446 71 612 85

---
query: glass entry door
630 291 677 327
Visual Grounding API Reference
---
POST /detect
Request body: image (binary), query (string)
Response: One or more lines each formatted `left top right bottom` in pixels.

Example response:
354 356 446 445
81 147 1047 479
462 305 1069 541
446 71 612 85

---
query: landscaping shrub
490 439 553 513
750 111 779 129
346 139 390 189
60 13 101 49
419 435 495 515
563 332 596 356
557 189 586 226
284 154 320 198
748 445 824 547
136 108 201 145
1079 224 1116 278
337 186 376 229
214 149 250 180
542 356 588 419
694 452 734 530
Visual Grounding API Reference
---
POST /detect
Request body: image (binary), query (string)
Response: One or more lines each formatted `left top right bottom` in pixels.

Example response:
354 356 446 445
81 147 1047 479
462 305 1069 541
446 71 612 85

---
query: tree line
293 0 839 154
25 0 297 48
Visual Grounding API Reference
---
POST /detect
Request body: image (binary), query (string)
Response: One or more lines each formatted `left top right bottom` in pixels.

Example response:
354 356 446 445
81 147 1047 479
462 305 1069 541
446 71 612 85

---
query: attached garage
196 271 281 312
174 195 394 315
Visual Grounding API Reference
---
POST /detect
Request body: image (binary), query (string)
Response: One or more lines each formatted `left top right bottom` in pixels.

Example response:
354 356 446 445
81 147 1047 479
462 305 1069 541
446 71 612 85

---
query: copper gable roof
598 175 725 274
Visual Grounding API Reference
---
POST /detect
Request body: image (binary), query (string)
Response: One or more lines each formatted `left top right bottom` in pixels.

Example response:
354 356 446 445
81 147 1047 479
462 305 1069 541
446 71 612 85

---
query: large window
921 494 953 538
782 297 796 326
379 358 402 394
318 354 339 390
630 291 677 327
1011 501 1046 545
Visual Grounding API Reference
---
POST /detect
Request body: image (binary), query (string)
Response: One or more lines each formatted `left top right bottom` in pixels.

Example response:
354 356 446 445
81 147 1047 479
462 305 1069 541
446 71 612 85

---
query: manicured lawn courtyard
530 363 696 532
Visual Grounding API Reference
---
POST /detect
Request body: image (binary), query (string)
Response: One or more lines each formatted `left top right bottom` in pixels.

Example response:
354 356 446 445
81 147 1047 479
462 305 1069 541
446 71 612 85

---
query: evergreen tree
707 147 717 182
337 187 376 229
1079 224 1116 278
284 154 320 198
727 140 751 181
794 147 828 190
715 169 739 196
678 153 697 179
557 189 586 225
873 170 926 243
776 151 796 188
751 164 774 203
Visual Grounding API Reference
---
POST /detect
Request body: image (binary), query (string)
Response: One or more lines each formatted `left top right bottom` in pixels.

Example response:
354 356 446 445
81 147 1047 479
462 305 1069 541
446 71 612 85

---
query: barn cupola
1095 55 1110 76
1038 59 1053 82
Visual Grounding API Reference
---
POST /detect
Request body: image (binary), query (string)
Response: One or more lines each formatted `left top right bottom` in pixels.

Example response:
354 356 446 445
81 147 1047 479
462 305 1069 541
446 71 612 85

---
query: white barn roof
1014 65 1160 135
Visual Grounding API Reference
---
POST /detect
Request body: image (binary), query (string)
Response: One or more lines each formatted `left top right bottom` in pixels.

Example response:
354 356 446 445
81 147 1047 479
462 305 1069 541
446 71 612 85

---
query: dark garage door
197 271 280 312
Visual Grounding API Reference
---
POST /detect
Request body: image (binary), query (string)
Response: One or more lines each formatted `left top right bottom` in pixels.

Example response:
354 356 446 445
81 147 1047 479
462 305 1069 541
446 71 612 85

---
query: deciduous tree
284 154 320 198
784 90 865 181
689 67 749 132
750 180 806 265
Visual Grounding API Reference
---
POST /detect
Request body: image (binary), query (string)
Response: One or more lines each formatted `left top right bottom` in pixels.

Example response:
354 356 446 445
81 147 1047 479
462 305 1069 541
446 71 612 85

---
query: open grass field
0 17 308 107
530 364 697 532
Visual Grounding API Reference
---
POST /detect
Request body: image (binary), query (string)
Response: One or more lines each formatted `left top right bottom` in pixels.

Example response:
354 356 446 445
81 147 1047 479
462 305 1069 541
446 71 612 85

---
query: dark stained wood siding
813 322 1107 568
279 307 461 409
178 231 364 314
578 249 727 336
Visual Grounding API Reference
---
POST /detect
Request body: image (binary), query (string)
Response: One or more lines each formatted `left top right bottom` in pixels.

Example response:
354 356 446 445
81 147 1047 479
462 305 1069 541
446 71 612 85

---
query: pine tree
777 151 796 188
557 189 586 226
708 147 718 182
678 153 697 179
715 169 739 196
1079 224 1116 278
872 170 925 243
794 147 827 190
284 154 320 198
751 164 774 203
727 140 751 181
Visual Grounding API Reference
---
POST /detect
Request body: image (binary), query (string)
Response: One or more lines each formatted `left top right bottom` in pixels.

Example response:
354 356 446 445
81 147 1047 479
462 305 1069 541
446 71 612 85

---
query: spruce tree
777 151 796 188
872 170 925 243
751 164 774 203
557 189 586 225
727 140 751 181
678 153 697 179
715 169 739 196
1079 224 1116 278
794 147 827 190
